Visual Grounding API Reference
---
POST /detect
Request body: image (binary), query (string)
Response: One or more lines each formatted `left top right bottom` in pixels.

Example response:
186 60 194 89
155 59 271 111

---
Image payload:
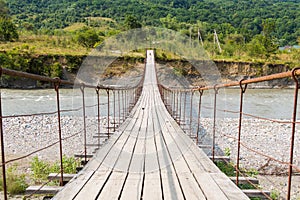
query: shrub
0 166 28 195
30 156 79 184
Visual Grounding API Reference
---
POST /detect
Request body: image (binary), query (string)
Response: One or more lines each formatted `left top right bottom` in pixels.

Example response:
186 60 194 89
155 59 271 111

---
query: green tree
261 19 278 58
0 0 19 42
246 19 278 59
0 0 8 18
0 18 19 41
75 27 100 48
124 15 142 30
160 14 179 30
247 35 266 57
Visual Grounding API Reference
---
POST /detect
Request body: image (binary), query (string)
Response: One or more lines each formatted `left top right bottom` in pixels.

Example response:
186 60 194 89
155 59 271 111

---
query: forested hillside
6 0 300 46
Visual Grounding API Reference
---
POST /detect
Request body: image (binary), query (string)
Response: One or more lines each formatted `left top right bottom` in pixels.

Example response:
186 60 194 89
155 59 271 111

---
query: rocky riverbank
199 118 300 175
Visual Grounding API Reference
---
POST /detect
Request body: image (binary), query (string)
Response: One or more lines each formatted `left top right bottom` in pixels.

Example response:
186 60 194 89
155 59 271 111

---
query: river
1 88 298 120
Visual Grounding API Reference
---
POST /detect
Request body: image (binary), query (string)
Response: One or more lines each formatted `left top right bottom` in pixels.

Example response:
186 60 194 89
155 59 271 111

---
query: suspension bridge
0 50 299 200
51 50 248 199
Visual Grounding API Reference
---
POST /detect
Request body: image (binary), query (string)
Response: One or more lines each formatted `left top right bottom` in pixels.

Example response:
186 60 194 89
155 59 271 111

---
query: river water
1 88 298 120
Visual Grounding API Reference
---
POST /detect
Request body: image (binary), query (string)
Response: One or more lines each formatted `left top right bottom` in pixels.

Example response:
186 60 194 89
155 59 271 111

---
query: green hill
6 0 300 46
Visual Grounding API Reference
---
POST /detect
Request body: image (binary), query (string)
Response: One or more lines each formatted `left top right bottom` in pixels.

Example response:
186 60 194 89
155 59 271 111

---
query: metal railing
159 67 300 200
0 67 144 200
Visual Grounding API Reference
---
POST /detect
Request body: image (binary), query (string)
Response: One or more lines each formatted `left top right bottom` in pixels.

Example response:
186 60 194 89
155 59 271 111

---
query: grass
0 34 89 55
215 161 283 200
0 165 28 195
30 156 79 184
1 31 298 67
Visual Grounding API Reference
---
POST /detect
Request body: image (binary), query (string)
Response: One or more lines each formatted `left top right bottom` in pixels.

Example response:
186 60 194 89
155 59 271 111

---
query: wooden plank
26 186 63 195
211 173 250 200
74 103 146 199
48 173 75 182
242 189 270 199
119 173 143 200
142 106 163 200
56 101 144 199
154 88 244 200
73 170 110 200
119 93 151 199
74 154 93 158
193 173 229 199
52 171 95 199
153 111 184 200
229 177 259 185
142 172 162 200
157 108 206 199
209 156 230 162
160 169 184 200
96 172 127 199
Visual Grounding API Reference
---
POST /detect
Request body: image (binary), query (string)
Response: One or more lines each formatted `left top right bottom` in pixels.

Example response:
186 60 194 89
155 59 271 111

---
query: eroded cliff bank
0 54 294 88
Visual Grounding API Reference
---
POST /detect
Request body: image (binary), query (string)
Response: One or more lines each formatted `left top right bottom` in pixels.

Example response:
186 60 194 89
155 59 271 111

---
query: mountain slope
6 0 300 45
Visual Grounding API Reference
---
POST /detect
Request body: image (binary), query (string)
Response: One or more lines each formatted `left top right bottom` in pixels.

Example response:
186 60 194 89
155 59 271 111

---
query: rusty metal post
106 89 110 139
124 90 127 117
166 88 169 106
96 86 101 148
122 90 125 120
287 68 300 200
80 84 88 163
179 91 182 125
160 86 164 102
134 88 138 104
113 90 116 132
171 90 175 117
212 85 219 162
118 90 121 125
236 80 248 185
176 91 179 120
196 90 204 145
173 91 176 117
163 87 166 104
183 91 187 128
189 91 194 136
0 68 8 200
54 79 64 186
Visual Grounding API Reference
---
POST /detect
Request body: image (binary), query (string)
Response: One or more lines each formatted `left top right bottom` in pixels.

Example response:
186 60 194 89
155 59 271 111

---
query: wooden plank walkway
53 50 249 200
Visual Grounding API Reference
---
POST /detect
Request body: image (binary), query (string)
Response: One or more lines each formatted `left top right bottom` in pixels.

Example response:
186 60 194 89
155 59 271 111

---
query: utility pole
198 28 204 46
214 29 222 53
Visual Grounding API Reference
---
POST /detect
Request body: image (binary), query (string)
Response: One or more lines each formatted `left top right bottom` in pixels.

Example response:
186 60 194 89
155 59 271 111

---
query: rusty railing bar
96 86 101 148
194 69 300 91
196 90 204 145
212 85 219 162
0 68 8 200
113 90 116 132
1 68 140 90
236 79 248 186
80 84 88 163
118 90 121 124
106 89 110 139
189 91 194 136
287 67 300 200
54 78 64 186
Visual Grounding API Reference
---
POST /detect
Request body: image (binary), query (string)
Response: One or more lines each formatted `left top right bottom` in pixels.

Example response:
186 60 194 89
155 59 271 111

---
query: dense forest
6 0 300 46
0 0 300 79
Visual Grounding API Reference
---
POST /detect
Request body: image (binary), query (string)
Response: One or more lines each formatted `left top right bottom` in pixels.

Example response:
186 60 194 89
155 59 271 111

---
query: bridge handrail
158 67 300 200
158 68 300 93
0 66 145 200
0 67 143 90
